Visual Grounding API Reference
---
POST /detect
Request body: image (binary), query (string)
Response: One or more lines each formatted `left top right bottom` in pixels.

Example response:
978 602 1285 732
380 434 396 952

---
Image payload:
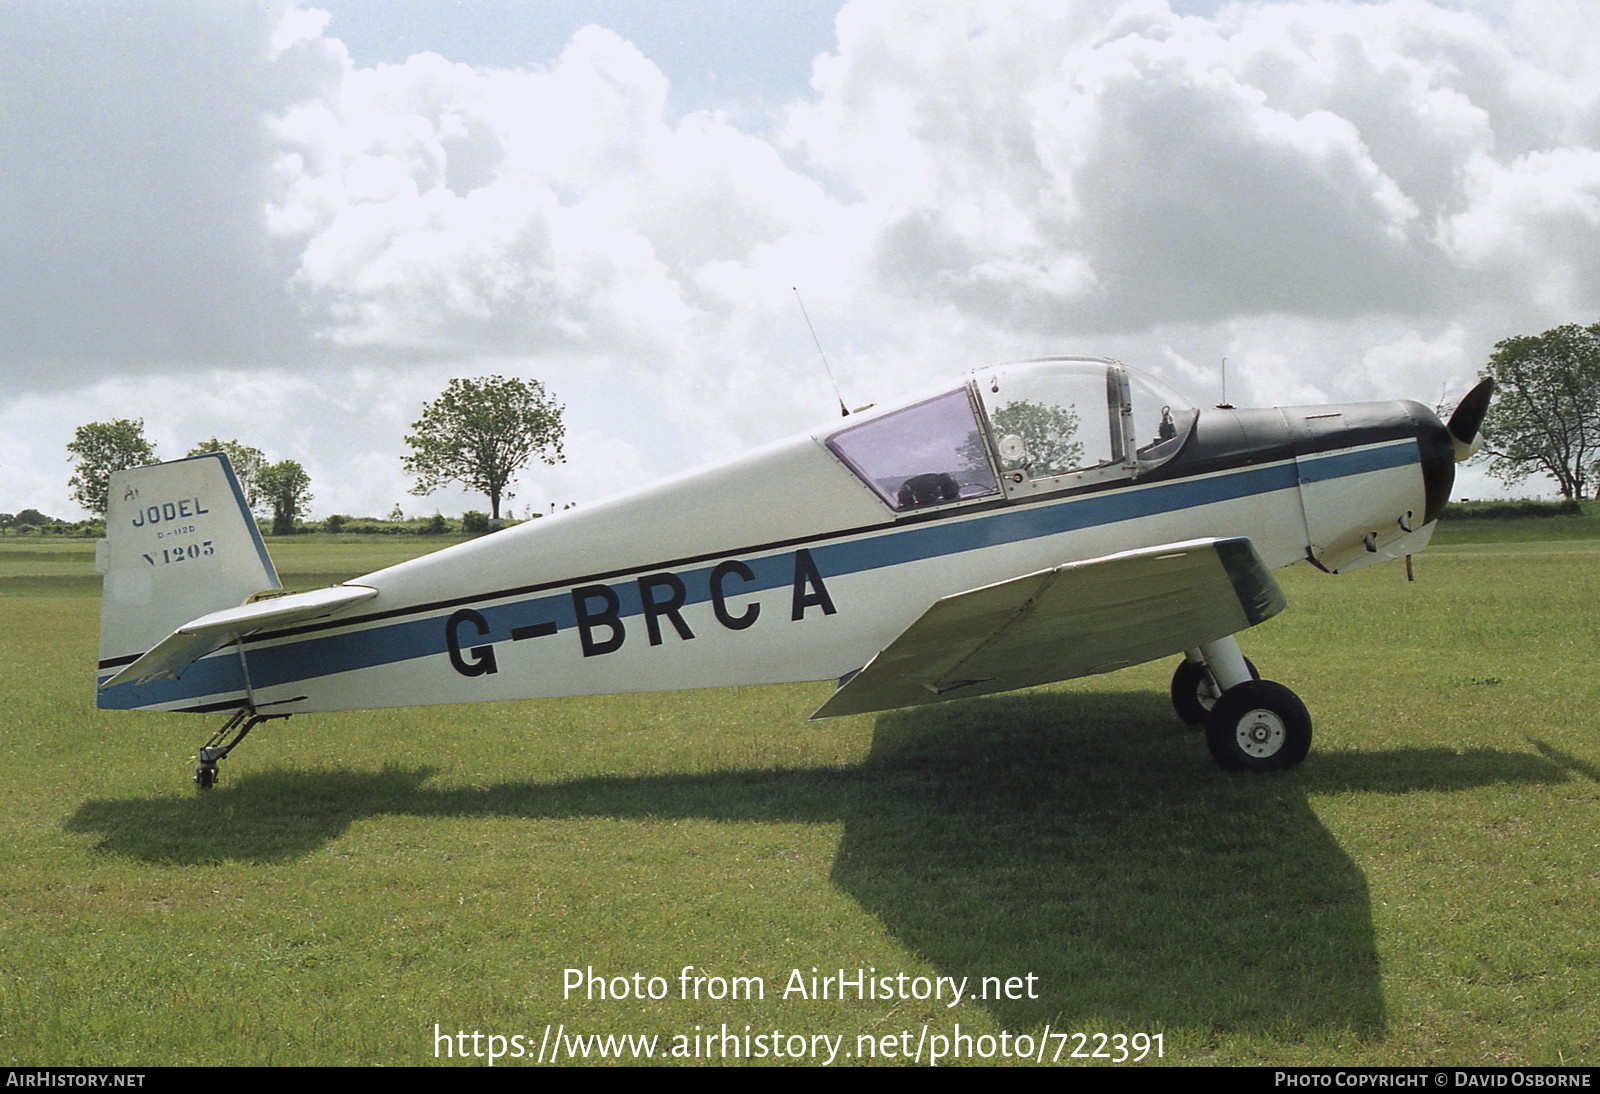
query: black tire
1204 680 1312 771
1170 656 1258 727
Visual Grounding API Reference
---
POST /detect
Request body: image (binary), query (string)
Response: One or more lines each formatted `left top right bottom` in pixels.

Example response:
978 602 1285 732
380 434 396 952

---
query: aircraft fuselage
96 359 1453 719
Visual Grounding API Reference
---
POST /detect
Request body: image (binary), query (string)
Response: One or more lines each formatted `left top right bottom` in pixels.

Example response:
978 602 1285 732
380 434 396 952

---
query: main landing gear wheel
1170 657 1258 727
1205 680 1312 772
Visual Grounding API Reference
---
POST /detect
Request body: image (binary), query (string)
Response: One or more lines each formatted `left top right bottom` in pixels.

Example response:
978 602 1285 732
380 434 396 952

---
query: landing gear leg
1179 636 1312 772
1170 645 1258 726
193 709 287 789
1196 636 1253 692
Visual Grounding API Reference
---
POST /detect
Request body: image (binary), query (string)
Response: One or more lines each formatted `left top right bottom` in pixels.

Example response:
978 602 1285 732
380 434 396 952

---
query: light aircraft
95 357 1493 787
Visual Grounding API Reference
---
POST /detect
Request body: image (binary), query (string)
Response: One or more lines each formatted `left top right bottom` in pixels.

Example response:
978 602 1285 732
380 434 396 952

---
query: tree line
59 375 565 534
65 427 315 535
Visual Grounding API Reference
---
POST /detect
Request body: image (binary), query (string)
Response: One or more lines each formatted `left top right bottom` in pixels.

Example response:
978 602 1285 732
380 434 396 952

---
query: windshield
1127 367 1196 468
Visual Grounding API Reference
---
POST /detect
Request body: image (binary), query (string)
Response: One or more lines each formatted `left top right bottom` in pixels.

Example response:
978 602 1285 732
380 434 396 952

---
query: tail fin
96 453 280 708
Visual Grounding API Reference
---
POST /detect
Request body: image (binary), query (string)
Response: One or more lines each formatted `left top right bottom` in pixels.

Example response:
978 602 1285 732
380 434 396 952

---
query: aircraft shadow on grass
66 690 1571 1035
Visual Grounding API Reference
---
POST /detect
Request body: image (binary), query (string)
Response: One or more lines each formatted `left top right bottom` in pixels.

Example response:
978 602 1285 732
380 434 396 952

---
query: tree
1478 323 1600 500
960 399 1085 479
66 419 158 516
188 438 266 511
256 460 313 536
403 376 565 522
12 508 57 527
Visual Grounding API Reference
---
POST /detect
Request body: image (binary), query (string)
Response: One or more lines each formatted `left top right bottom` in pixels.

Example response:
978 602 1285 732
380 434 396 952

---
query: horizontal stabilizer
812 537 1284 719
100 584 377 689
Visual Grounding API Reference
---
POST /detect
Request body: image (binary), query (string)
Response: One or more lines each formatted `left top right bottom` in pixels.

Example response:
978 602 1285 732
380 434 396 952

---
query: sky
4 0 1599 521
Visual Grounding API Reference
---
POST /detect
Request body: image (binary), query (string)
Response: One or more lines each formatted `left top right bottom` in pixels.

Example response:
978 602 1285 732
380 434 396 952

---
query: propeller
1446 377 1494 462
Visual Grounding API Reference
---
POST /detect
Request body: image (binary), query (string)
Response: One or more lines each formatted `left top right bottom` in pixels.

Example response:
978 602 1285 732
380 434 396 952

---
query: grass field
1 529 1596 1066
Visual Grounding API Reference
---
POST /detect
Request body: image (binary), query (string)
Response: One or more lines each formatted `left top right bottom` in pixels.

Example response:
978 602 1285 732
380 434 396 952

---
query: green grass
1434 499 1600 544
1 526 1596 1066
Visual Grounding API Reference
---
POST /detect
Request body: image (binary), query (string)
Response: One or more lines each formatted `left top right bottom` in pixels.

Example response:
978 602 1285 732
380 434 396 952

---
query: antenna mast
794 287 849 417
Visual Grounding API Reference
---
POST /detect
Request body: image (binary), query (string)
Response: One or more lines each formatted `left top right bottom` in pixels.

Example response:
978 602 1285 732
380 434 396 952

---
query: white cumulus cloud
6 0 1600 518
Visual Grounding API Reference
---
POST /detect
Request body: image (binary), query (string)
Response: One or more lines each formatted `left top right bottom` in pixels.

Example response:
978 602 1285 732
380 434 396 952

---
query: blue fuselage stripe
96 441 1414 709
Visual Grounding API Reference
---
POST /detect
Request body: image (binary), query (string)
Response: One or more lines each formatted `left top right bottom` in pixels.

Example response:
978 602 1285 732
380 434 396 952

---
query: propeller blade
1446 377 1494 462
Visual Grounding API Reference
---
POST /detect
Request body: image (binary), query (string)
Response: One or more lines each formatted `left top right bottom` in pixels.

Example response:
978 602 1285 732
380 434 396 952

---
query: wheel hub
1235 709 1286 758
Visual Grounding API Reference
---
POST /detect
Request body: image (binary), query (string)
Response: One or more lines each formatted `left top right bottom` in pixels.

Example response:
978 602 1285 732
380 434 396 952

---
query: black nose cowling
1416 402 1456 525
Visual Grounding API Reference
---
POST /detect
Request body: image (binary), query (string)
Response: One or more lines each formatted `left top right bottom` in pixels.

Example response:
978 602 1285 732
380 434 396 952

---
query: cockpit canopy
825 358 1196 512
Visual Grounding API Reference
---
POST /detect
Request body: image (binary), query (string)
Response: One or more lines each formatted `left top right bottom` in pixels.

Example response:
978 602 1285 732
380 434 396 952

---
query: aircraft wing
99 584 378 689
811 537 1285 719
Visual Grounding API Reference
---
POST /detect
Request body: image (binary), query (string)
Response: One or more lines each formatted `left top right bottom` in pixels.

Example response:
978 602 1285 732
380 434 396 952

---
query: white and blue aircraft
95 357 1493 787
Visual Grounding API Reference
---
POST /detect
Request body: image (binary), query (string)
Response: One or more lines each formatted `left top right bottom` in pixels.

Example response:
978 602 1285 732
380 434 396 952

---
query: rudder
96 453 281 705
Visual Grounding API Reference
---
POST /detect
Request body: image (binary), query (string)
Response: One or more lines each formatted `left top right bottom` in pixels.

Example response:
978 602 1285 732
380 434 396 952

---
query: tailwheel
1205 680 1312 772
192 708 287 789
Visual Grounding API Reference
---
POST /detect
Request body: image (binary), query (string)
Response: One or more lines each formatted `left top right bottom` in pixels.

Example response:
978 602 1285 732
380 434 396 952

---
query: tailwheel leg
194 709 288 789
